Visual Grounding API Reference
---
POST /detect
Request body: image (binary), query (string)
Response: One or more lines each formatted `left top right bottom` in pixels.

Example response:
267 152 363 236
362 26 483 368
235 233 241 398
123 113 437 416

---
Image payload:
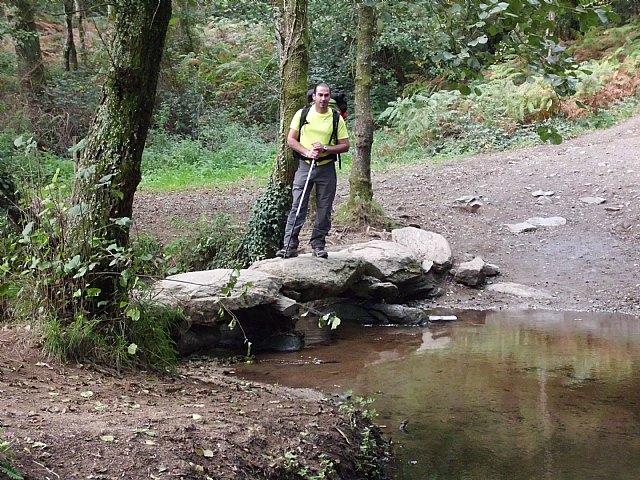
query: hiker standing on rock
276 83 350 259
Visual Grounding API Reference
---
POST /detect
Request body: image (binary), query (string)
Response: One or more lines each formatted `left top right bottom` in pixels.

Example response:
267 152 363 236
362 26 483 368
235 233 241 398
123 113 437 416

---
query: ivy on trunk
238 0 309 263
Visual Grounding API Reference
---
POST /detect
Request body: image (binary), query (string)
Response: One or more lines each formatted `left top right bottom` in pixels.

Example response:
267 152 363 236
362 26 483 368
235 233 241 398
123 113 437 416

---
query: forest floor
2 116 639 480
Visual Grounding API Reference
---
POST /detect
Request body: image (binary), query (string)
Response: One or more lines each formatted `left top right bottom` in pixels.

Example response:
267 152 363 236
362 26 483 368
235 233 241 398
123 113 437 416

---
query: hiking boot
312 247 328 259
276 248 298 259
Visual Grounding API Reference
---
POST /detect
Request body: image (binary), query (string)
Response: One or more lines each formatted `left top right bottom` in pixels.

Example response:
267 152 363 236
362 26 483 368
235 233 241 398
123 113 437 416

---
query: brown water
234 310 640 480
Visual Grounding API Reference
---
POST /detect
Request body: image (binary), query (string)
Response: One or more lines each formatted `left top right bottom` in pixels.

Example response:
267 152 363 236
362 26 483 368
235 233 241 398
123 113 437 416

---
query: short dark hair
314 82 331 94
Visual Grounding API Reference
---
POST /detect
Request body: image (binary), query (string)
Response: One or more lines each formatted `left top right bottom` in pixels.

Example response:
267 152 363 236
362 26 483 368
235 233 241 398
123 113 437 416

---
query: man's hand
305 147 320 159
305 142 324 159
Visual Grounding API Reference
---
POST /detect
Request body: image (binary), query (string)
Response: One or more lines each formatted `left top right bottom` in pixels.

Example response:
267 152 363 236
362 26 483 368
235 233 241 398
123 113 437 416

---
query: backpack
306 89 347 119
295 90 347 168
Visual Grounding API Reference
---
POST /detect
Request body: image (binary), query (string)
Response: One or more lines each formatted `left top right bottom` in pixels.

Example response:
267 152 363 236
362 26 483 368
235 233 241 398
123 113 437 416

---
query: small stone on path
532 190 555 197
486 282 553 299
580 196 606 205
526 216 567 227
506 222 537 234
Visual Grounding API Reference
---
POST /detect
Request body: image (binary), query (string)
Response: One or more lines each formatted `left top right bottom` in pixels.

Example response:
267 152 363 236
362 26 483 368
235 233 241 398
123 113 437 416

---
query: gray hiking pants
283 159 337 250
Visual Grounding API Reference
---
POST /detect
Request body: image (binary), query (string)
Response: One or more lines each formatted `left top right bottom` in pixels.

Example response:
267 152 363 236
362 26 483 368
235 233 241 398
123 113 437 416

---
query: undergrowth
376 36 640 165
0 144 181 371
141 110 276 190
163 214 244 271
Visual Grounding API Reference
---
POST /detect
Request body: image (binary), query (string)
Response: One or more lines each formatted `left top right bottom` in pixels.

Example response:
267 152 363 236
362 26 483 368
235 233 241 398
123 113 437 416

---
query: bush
0 163 180 370
164 214 244 271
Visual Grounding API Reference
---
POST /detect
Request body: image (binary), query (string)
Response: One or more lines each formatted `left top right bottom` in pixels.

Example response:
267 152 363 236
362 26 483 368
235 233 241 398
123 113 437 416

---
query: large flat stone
391 227 453 272
152 269 283 324
331 240 423 284
250 255 367 301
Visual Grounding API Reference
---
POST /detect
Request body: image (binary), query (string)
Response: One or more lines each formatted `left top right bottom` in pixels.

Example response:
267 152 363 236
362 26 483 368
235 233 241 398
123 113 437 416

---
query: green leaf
64 255 82 273
537 126 563 145
21 221 34 237
13 135 25 147
67 204 84 218
86 288 101 298
67 138 87 154
112 217 132 227
72 266 88 279
97 173 115 185
126 307 141 322
457 84 472 95
595 8 608 24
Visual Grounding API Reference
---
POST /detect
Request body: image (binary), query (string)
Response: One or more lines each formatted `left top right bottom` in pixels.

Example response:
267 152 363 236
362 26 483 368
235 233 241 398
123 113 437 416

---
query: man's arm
288 128 322 160
323 138 349 154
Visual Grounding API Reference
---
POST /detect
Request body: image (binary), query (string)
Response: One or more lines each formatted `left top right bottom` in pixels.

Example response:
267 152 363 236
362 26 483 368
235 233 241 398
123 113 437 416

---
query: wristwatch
323 146 328 153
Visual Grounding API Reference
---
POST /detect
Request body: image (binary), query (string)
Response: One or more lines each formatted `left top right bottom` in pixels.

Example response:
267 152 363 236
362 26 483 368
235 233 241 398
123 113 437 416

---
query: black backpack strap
293 105 311 161
331 110 341 169
299 105 311 136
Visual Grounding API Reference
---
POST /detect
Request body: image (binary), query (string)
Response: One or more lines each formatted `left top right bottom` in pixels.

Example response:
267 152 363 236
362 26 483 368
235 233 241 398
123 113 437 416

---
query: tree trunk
346 0 376 222
63 0 78 71
73 0 171 249
75 0 88 66
271 0 309 186
5 0 46 94
237 0 309 263
175 0 197 54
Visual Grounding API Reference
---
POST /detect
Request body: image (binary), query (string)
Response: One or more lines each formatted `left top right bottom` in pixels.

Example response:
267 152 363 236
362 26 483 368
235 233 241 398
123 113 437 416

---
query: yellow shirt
290 107 349 166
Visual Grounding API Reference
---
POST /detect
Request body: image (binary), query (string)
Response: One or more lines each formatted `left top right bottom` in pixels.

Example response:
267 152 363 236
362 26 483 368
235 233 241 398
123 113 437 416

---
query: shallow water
234 310 640 480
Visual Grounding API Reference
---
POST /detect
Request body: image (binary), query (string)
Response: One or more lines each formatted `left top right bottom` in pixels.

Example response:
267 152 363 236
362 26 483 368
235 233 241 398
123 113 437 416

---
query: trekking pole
284 159 316 255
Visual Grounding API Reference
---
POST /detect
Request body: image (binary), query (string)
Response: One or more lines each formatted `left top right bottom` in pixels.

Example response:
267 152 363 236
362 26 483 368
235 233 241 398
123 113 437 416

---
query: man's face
313 86 331 110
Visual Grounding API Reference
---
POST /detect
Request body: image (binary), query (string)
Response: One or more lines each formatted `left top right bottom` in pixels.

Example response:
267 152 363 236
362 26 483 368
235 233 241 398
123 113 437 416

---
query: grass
140 162 273 190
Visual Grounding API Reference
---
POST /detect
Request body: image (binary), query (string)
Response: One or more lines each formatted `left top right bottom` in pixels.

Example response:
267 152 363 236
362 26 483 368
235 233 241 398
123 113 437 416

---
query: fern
0 439 24 480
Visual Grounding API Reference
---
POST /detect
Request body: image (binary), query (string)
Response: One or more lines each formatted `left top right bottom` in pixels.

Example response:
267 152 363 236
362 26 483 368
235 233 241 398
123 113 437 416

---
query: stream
234 309 640 480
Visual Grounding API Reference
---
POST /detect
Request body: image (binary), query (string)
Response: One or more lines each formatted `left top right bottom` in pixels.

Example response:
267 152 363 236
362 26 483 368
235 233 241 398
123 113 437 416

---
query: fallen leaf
144 439 156 445
100 435 115 442
80 390 94 398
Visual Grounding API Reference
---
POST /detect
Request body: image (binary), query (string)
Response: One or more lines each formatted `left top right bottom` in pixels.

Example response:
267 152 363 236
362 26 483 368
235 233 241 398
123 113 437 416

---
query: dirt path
135 115 640 315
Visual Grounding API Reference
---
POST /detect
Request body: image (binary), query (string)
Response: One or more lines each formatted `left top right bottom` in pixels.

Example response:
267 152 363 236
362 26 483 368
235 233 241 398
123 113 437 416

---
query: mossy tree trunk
271 0 309 186
74 0 88 66
71 0 170 302
345 0 378 224
238 0 309 263
5 0 46 94
63 0 78 71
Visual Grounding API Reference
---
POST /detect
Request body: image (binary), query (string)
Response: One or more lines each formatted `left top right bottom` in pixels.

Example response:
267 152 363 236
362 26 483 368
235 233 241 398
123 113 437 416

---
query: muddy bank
1 331 389 479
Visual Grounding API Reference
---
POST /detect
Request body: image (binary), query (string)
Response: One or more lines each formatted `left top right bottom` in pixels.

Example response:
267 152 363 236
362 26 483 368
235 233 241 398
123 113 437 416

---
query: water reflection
234 310 640 480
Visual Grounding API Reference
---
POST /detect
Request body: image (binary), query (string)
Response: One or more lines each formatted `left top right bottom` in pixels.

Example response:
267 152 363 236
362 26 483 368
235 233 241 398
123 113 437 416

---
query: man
276 83 350 259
